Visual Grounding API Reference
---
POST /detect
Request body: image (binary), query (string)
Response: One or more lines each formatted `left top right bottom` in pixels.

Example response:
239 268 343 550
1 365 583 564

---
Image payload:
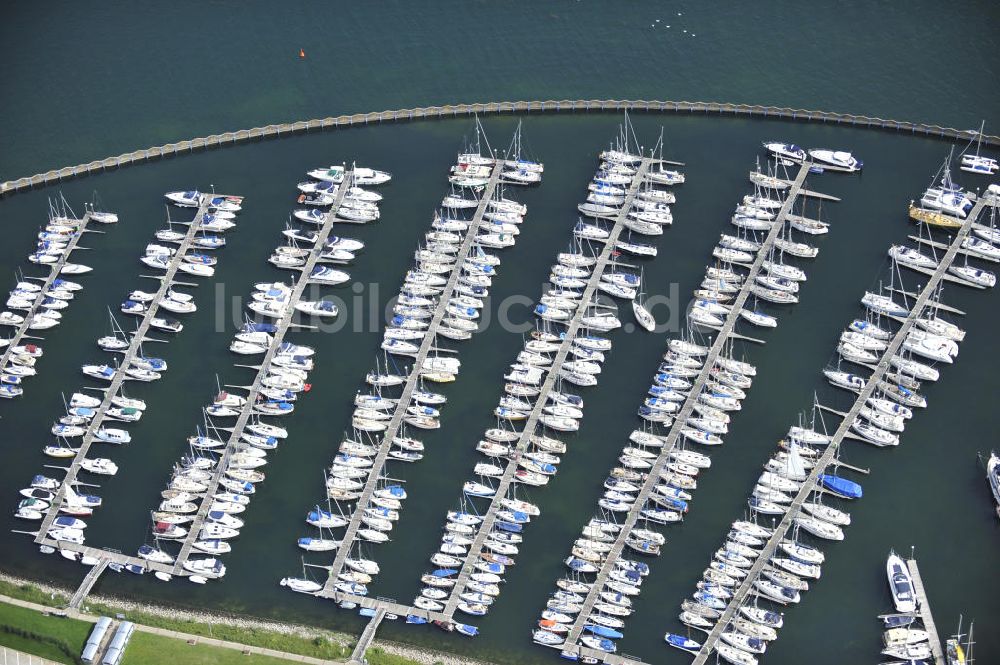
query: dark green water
0 114 998 665
1 2 999 664
2 1 999 178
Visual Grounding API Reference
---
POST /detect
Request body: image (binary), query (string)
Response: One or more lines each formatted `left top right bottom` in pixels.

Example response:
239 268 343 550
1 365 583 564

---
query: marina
2 6 1000 665
434 153 657 620
269 129 549 609
0 114 997 665
167 169 362 575
27 193 236 556
316 160 507 599
686 191 995 665
543 157 827 659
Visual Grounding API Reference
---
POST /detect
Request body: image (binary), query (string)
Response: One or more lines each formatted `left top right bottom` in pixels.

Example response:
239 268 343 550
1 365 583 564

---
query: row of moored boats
0 200 117 398
280 131 540 617
14 192 241 576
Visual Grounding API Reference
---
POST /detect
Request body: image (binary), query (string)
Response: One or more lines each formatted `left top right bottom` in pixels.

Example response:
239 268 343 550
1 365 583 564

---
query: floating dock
170 178 354 573
348 607 387 665
690 193 994 664
317 161 506 595
907 557 945 665
68 557 110 609
558 161 814 653
34 196 218 553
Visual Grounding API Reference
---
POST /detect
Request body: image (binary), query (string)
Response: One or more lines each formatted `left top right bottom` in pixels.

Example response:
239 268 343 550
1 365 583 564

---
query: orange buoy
299 48 306 59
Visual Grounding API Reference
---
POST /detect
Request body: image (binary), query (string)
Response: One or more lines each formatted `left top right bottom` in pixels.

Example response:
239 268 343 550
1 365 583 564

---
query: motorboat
764 142 807 163
886 550 917 613
808 149 862 172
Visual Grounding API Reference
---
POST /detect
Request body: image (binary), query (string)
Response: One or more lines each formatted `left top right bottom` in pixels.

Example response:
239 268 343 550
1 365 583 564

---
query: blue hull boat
819 474 863 499
585 625 624 639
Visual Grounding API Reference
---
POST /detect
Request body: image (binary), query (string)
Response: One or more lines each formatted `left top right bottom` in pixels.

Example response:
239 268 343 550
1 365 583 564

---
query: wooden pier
0 212 94 384
437 157 655 619
907 558 945 665
318 162 506 594
559 161 814 650
171 176 353 572
68 557 110 609
690 194 994 664
348 607 387 665
34 196 218 551
3 99 996 199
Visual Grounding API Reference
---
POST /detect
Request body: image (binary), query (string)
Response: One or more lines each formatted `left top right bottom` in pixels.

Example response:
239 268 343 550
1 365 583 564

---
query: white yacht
886 550 917 613
808 149 863 172
763 142 807 163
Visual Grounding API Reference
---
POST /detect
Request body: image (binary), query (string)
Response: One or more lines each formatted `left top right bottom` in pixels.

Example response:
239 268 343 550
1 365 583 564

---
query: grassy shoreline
0 576 466 665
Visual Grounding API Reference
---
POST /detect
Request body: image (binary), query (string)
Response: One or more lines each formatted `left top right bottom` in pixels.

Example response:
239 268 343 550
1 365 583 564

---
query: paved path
0 595 335 664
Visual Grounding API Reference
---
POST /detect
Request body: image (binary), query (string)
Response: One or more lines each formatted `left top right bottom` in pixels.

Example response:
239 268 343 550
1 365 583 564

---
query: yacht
165 191 201 207
920 160 975 217
886 551 917 613
763 142 807 163
987 451 1000 516
808 149 863 172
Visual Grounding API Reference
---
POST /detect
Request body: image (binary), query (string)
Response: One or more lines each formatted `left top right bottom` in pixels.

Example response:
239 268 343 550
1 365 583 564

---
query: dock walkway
68 557 110 609
34 196 217 550
318 162 505 594
0 212 93 384
348 607 386 665
438 157 655 618
172 177 354 572
561 162 813 651
907 558 945 665
691 194 992 664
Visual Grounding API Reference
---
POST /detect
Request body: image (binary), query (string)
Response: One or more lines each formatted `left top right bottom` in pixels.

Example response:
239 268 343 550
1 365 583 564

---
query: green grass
86 602 350 661
121 632 298 665
364 647 430 665
0 601 91 664
0 579 69 607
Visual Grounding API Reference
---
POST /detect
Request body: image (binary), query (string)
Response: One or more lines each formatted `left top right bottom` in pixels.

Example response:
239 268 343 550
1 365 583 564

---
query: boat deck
436 157 655 620
34 196 219 553
317 161 506 594
690 194 994 664
0 212 94 388
558 161 813 653
170 178 353 573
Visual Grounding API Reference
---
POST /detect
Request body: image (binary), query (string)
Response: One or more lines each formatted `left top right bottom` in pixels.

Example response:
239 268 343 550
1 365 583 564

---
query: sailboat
632 271 656 332
960 121 998 175
919 153 976 218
